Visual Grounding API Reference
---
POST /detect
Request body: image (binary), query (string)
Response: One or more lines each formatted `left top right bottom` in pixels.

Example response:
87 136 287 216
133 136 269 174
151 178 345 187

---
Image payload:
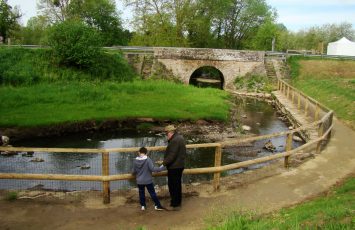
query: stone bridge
123 47 267 89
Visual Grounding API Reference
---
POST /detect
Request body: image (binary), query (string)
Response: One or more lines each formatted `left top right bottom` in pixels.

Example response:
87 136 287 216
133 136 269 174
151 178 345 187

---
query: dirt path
1 118 354 230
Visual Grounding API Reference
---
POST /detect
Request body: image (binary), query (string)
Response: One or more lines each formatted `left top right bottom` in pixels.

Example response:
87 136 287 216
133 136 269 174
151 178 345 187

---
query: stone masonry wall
123 47 266 89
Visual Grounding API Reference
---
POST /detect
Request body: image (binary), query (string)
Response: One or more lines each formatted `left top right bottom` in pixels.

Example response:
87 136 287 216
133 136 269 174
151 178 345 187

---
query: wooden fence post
305 100 309 116
316 123 324 154
287 85 290 99
314 103 320 121
298 93 301 109
326 112 334 141
102 151 110 204
285 133 293 168
292 89 295 103
213 145 222 191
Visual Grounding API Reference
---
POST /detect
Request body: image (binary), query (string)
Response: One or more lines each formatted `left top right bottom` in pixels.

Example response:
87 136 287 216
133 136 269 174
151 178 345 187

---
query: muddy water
0 98 302 191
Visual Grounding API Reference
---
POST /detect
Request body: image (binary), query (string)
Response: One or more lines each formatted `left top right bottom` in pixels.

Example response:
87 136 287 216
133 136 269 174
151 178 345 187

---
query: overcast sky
7 0 355 32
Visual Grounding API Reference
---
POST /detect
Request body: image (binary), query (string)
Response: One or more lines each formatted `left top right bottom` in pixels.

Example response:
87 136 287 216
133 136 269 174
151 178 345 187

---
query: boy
132 147 166 211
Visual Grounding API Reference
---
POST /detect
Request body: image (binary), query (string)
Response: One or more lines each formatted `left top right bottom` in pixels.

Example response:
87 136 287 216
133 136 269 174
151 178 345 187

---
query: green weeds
4 191 18 201
207 177 355 230
234 75 275 93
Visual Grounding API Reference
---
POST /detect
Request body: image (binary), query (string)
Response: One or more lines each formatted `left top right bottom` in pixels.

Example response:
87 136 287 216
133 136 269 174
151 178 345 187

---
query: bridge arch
189 66 224 89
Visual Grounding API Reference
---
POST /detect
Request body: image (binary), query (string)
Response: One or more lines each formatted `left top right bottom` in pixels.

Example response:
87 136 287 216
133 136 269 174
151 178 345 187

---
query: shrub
47 20 102 68
0 47 136 85
5 191 18 201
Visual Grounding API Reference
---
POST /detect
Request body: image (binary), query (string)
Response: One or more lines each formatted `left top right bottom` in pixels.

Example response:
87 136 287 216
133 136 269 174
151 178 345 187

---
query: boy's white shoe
141 206 146 211
155 206 165 211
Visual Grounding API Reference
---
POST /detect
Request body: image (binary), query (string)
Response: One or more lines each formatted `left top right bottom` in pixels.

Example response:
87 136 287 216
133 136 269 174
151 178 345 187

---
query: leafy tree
37 0 70 23
0 0 21 43
21 16 50 45
125 0 182 46
47 20 102 67
38 0 129 46
125 0 275 49
68 0 129 46
216 0 274 49
283 22 355 52
248 21 287 51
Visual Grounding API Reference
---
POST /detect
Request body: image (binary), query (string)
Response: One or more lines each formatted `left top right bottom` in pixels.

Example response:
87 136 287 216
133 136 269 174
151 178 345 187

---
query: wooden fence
0 80 333 204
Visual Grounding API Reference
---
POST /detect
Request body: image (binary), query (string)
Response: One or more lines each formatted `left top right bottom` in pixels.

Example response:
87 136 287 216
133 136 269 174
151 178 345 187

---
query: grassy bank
288 56 355 129
207 177 355 229
0 80 230 127
0 47 135 85
0 47 230 127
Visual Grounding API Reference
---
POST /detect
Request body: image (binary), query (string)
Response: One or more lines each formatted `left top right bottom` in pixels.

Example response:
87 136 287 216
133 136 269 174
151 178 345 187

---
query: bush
234 75 275 93
0 47 136 86
5 191 18 201
47 20 102 67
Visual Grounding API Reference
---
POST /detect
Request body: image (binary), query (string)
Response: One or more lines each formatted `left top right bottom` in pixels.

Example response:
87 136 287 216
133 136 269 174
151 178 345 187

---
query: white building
327 37 355 56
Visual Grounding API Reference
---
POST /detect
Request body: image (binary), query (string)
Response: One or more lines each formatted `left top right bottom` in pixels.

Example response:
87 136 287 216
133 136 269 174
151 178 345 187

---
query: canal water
0 97 302 191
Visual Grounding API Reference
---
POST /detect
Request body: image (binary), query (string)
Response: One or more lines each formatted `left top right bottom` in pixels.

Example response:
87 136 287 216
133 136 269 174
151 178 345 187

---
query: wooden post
277 79 280 90
326 112 334 141
285 133 293 168
287 85 290 99
102 152 110 204
305 100 309 116
213 145 222 191
292 89 295 103
314 103 320 121
280 81 284 93
298 93 301 109
316 123 324 154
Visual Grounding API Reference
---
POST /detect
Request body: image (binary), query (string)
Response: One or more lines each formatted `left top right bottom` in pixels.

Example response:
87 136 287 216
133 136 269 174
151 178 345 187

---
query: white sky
7 0 355 32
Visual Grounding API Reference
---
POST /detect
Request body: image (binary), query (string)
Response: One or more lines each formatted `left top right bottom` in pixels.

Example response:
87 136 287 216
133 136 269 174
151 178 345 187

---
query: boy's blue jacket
132 155 166 185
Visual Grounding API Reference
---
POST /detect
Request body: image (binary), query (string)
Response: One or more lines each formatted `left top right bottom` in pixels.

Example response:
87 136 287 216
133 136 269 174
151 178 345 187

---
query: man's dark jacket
163 132 186 169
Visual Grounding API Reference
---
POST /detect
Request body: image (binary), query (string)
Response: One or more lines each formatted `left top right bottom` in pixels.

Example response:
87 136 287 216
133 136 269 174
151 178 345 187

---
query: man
163 125 186 211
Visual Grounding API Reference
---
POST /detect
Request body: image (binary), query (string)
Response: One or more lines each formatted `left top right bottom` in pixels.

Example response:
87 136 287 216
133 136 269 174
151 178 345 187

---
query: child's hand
155 160 163 165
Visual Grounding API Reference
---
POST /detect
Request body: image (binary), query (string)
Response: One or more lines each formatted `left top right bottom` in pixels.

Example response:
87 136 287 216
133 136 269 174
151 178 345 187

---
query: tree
38 0 129 46
68 0 128 46
125 0 275 49
214 0 274 49
37 0 70 23
0 0 21 43
125 0 181 46
283 22 355 52
22 16 50 45
47 20 102 67
248 21 286 51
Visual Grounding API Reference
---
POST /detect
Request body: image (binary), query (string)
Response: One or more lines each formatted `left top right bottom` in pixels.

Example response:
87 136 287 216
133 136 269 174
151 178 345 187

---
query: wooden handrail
0 82 334 204
277 78 332 112
0 122 333 182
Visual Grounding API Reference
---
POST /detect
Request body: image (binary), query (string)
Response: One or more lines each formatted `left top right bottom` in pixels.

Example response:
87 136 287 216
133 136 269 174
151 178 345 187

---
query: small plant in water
5 191 18 201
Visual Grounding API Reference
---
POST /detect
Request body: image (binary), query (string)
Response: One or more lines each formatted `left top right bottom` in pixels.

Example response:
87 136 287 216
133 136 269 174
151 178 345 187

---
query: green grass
287 56 355 129
0 47 136 85
0 80 230 127
207 177 355 230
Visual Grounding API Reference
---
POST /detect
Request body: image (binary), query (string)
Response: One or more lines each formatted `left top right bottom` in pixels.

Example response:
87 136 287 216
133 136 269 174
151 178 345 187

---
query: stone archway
189 66 225 89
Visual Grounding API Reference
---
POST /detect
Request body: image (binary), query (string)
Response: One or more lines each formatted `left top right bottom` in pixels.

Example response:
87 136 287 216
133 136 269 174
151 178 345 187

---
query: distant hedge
0 47 136 86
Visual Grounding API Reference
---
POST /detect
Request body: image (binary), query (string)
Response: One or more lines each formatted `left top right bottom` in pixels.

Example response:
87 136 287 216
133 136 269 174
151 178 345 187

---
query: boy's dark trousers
138 183 162 207
167 168 184 207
